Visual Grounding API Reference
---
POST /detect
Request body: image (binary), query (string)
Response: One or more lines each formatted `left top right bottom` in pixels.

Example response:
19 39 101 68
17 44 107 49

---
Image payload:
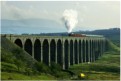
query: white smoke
62 9 78 33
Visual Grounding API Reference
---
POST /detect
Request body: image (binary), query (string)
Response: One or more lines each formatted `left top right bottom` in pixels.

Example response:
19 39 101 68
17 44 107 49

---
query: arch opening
43 39 49 65
79 40 82 63
89 40 92 62
82 40 85 62
74 40 78 64
50 39 56 63
95 41 99 60
92 40 95 61
70 40 73 65
64 40 69 69
101 40 103 54
14 39 23 48
97 41 101 58
86 40 89 62
34 39 41 61
24 39 32 56
57 39 62 66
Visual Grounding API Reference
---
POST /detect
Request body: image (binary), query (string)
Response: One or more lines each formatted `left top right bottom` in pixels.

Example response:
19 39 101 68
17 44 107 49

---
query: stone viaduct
3 34 106 69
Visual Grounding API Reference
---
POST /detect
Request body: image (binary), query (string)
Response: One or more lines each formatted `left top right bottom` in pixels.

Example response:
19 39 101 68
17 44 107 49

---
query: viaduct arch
70 40 74 65
43 39 49 65
57 39 62 67
50 39 56 63
24 39 32 56
14 39 23 48
3 34 106 69
34 39 41 61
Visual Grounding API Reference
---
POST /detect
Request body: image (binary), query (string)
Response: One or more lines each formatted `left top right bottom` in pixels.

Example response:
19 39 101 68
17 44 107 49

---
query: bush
50 62 71 78
50 62 62 77
14 59 24 72
55 71 71 79
25 68 33 76
50 62 62 73
34 62 51 74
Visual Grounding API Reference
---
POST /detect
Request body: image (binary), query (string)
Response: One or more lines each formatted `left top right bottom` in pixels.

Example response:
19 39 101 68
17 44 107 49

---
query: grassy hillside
1 37 36 70
106 39 120 52
1 37 38 80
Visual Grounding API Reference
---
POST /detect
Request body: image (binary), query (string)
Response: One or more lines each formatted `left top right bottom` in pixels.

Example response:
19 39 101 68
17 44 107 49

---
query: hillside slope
1 37 37 79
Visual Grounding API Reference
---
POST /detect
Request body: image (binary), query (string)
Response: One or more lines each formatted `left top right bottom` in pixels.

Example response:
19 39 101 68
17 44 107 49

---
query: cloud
1 1 24 20
74 1 120 29
1 1 54 20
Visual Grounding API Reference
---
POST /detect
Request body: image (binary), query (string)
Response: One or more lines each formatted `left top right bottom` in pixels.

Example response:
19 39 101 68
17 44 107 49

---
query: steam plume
62 9 78 33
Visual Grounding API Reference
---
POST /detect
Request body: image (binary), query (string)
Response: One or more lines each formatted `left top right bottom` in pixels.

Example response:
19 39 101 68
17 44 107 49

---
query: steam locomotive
68 33 103 37
68 33 86 37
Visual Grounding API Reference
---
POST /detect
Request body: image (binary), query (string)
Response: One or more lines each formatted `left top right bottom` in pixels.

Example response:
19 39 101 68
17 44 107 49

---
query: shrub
14 59 24 72
55 71 71 79
50 62 62 73
34 62 51 74
25 68 33 76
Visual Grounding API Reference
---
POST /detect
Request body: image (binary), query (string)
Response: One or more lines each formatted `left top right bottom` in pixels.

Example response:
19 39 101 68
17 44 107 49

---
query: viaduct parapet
2 34 106 69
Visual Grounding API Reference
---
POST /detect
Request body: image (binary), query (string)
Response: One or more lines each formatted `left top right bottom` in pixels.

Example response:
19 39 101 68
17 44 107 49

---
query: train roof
83 34 104 37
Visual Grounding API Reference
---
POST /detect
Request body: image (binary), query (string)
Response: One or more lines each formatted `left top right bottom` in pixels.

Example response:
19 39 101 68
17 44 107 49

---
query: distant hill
75 28 120 47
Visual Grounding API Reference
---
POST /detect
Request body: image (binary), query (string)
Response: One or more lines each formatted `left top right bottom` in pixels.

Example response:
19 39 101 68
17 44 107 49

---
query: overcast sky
1 1 120 34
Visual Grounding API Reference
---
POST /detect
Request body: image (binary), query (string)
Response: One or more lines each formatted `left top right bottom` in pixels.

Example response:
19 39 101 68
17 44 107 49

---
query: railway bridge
3 34 106 69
